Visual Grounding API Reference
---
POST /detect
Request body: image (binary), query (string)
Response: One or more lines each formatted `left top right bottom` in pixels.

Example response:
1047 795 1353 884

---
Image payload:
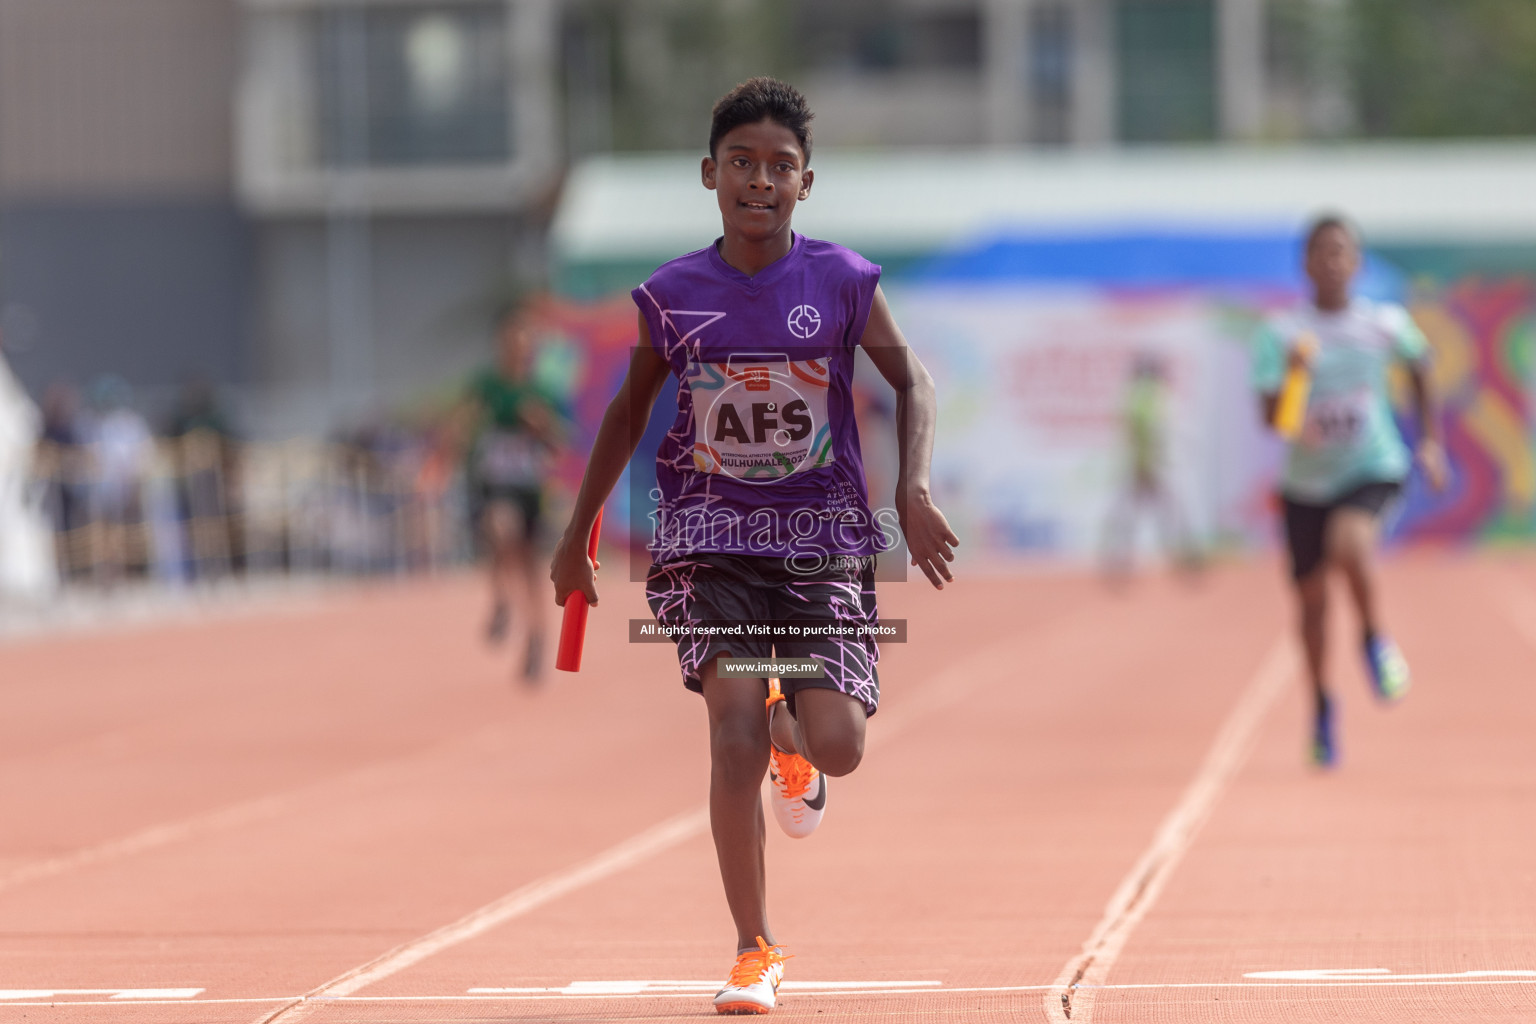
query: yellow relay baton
1273 332 1318 441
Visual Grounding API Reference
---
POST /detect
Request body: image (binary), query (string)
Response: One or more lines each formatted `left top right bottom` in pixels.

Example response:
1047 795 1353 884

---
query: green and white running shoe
1364 634 1410 702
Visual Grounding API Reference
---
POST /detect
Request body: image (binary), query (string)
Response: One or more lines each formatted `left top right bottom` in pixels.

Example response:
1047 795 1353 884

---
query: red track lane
0 553 1532 1023
1089 554 1536 1023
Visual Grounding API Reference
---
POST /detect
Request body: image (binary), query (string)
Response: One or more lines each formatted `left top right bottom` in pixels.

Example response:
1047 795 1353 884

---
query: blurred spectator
86 375 154 584
334 417 413 575
41 382 86 447
37 383 92 576
23 377 477 595
168 378 241 580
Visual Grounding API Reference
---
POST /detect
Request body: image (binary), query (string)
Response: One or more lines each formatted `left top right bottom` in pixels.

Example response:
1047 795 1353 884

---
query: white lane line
1045 638 1294 1023
1496 571 1536 649
0 999 291 1008
469 979 942 995
4 599 1043 908
0 989 204 1000
342 978 1536 998
0 626 976 899
0 723 514 897
1247 968 1536 981
310 980 1536 1001
252 622 1048 1024
253 808 710 1024
13 974 1536 1009
0 796 291 896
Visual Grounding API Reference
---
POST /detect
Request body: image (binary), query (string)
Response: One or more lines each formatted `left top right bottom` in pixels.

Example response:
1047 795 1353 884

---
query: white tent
553 141 1536 267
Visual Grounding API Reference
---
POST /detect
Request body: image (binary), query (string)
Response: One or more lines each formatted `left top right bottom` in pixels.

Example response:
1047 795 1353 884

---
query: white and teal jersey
1252 298 1429 503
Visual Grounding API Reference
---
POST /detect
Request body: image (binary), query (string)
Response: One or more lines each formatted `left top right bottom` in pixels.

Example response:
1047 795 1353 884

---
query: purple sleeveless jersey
633 233 889 565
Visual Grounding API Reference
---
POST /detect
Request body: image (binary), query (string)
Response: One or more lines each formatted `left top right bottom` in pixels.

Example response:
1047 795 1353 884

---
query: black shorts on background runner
1281 480 1402 581
476 483 543 542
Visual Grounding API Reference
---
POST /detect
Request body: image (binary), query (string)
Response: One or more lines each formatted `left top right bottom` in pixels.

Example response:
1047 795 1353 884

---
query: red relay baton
556 509 603 672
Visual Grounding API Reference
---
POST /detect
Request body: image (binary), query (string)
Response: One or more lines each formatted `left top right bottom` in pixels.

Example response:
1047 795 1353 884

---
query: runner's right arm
1259 347 1316 430
857 285 959 589
1405 349 1448 492
549 315 671 607
1253 322 1313 432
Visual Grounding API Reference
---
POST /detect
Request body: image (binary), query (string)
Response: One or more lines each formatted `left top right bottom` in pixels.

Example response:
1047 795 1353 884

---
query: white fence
30 431 474 587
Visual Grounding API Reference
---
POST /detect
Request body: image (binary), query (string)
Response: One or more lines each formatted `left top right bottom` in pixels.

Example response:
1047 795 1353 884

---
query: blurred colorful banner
1396 280 1536 543
536 234 1536 561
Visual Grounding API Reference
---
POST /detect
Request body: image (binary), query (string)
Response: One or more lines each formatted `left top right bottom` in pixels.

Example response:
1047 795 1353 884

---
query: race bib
686 355 834 483
478 430 544 484
1301 388 1371 449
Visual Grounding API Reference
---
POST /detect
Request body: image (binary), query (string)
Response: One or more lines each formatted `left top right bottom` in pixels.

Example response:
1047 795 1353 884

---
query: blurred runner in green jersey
1101 352 1199 580
452 304 566 682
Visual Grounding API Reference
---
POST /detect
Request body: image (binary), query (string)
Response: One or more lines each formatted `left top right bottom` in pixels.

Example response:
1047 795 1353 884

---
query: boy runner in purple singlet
550 77 957 1015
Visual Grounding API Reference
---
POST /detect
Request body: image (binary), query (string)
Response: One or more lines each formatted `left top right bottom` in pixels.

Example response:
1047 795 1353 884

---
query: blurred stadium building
0 0 561 430
2 0 1530 411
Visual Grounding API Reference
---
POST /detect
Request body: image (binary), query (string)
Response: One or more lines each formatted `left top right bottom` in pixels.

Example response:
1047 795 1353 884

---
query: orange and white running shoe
765 678 826 838
713 936 790 1015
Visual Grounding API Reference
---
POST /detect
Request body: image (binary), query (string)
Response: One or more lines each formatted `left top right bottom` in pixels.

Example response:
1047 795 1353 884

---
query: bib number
1301 389 1370 449
478 430 544 484
686 355 834 483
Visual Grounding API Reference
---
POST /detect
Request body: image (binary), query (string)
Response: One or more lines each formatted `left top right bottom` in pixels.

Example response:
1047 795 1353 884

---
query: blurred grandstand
29 404 468 589
0 373 468 602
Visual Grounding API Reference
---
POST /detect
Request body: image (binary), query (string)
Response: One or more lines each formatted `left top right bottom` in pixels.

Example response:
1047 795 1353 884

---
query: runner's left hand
1416 438 1449 492
550 526 601 607
899 486 959 589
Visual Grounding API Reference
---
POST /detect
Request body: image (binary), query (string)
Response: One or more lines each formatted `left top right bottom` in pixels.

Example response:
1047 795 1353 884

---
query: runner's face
497 320 529 375
1306 225 1360 302
703 120 812 244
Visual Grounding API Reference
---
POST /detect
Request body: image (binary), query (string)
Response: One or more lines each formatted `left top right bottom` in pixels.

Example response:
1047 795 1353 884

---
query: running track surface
3 551 1535 1023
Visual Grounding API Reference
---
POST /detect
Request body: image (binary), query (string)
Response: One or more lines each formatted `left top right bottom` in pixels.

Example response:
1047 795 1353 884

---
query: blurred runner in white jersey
1252 215 1448 767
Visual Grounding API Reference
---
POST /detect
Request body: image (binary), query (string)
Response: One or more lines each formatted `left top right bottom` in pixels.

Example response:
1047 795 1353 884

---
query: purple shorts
644 553 880 716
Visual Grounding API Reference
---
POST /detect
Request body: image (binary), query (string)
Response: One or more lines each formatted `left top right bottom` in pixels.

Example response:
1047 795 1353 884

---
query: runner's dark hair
1304 212 1360 252
709 77 814 163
